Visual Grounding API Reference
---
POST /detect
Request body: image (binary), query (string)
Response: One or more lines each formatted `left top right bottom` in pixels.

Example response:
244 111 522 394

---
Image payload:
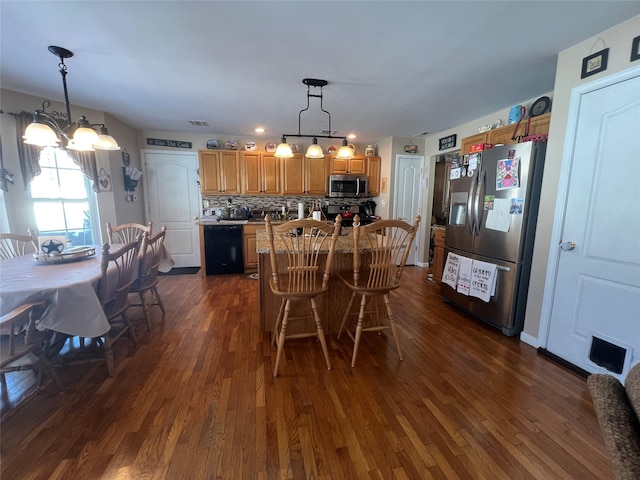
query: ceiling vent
189 120 209 127
318 129 338 135
412 131 429 137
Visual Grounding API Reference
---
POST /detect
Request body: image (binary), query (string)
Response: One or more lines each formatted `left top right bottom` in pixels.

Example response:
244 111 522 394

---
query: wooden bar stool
265 214 342 377
338 214 421 367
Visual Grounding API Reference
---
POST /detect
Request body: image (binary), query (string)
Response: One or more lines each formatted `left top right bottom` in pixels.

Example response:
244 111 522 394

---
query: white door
393 155 424 265
545 70 640 381
142 150 201 268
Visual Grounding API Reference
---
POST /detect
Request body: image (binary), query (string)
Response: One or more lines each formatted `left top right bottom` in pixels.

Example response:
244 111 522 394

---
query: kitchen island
256 227 365 334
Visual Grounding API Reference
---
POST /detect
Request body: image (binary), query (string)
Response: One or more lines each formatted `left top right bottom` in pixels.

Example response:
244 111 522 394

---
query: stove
323 205 375 227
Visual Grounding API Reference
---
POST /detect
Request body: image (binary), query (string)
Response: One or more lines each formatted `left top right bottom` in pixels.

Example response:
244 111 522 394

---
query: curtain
0 131 7 192
14 111 99 192
14 111 42 189
68 149 99 193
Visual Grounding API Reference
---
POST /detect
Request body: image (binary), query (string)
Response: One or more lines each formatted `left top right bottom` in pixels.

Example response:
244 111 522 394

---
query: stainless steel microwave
328 174 368 198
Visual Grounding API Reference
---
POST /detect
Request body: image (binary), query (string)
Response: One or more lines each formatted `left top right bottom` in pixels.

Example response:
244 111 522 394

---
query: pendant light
335 139 354 159
22 46 120 152
306 137 324 158
275 78 353 159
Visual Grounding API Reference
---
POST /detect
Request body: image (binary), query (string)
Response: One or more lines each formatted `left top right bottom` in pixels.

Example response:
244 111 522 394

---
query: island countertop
255 227 355 254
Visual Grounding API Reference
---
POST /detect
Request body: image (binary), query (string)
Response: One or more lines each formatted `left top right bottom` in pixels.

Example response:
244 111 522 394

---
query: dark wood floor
1 267 611 479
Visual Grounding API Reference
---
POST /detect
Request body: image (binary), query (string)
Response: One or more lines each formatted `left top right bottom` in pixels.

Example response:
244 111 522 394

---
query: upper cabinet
459 113 551 154
329 155 366 175
199 150 242 195
366 156 381 197
241 152 280 195
281 155 329 195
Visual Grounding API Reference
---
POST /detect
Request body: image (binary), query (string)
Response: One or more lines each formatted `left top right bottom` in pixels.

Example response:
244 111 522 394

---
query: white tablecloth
0 243 175 337
0 250 110 337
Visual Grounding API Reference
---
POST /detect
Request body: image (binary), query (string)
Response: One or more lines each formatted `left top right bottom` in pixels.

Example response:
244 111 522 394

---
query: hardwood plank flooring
0 267 612 479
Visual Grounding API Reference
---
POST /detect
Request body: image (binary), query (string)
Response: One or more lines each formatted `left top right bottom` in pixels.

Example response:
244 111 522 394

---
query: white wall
525 14 640 341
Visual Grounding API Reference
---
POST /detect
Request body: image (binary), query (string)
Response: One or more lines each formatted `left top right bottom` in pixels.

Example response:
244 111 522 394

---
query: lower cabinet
243 224 260 271
433 228 446 284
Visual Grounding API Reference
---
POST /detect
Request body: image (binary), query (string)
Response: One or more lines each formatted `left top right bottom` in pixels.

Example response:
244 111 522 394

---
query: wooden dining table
0 244 175 339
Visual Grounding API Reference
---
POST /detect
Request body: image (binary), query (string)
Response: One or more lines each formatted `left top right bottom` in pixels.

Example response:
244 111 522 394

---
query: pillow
588 373 640 479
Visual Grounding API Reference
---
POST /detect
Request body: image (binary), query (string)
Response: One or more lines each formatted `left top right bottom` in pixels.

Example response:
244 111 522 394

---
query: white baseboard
416 261 428 268
519 331 539 348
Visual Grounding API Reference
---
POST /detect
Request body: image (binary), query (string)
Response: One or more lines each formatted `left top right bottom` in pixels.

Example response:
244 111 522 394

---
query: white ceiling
1 1 638 146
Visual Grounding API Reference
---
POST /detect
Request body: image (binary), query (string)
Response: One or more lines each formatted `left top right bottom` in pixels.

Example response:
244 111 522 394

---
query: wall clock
529 96 551 117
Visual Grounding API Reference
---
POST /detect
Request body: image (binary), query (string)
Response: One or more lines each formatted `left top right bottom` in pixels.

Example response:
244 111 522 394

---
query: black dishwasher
203 225 244 275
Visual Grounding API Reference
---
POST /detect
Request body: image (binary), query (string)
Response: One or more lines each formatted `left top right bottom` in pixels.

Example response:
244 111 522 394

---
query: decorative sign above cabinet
147 138 193 149
439 134 457 151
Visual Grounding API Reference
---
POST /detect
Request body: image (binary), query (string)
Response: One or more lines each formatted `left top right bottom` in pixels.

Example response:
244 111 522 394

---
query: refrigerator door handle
474 169 486 236
466 174 476 235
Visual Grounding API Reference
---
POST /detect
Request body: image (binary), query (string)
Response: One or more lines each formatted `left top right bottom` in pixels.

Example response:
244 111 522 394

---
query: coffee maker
361 200 376 218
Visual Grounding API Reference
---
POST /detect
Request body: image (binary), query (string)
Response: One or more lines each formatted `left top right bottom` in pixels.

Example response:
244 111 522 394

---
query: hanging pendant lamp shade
305 137 324 158
93 125 121 150
23 120 60 147
336 139 354 159
275 135 294 158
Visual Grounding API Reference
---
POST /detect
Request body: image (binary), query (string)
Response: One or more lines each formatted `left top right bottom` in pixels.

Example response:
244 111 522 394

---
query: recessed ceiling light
255 127 265 133
347 134 356 140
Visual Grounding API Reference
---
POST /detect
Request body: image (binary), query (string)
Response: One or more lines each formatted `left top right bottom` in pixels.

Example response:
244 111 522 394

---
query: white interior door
143 150 201 268
545 70 640 381
393 155 423 265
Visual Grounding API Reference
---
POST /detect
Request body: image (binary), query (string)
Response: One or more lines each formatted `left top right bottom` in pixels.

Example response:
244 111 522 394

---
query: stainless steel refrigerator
442 141 546 336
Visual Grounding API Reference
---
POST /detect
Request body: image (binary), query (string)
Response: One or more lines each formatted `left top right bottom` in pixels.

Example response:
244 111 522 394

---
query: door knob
559 241 576 251
193 216 199 220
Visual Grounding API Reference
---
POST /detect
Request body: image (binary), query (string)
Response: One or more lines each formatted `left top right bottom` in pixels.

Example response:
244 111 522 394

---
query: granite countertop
256 228 355 254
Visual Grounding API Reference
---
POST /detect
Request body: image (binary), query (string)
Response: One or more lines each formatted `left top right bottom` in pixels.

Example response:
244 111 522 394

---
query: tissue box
470 143 494 152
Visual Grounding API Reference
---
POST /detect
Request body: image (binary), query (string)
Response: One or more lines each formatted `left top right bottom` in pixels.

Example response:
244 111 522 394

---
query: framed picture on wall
631 35 640 62
581 48 609 79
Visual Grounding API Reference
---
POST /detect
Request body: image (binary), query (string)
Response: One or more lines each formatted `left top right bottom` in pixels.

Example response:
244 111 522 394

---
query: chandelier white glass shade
274 135 294 158
336 139 354 159
22 46 120 152
275 78 352 160
305 137 324 158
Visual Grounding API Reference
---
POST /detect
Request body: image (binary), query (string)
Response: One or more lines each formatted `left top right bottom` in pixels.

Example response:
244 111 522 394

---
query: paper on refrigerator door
485 198 511 232
456 256 473 295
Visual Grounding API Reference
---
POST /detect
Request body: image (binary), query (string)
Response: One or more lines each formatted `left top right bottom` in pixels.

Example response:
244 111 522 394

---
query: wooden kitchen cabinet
198 150 241 195
329 155 366 174
459 113 551 153
432 228 446 284
243 224 260 271
281 154 329 195
242 152 280 195
460 132 488 155
366 156 381 196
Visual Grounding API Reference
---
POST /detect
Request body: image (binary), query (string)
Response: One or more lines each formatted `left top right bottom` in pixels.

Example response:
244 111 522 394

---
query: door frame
537 65 640 347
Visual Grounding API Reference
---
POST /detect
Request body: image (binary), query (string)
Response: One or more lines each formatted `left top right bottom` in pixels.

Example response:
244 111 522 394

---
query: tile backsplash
202 195 363 217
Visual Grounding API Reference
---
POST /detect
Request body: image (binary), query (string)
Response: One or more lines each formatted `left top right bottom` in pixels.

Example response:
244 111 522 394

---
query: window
29 147 99 247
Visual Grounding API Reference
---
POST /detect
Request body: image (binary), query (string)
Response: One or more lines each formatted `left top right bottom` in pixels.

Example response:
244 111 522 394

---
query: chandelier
22 46 120 152
275 78 353 160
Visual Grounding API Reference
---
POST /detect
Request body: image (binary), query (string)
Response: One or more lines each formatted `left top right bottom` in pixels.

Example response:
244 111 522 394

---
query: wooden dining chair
98 238 143 376
128 226 167 331
1 300 63 419
0 229 37 260
106 221 152 244
265 214 342 377
338 214 421 367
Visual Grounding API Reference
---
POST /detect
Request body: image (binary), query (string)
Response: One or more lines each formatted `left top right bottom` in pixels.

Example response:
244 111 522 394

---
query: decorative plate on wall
225 140 238 150
206 139 219 149
265 142 276 152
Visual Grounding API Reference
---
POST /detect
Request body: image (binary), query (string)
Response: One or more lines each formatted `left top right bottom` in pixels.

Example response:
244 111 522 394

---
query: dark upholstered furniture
588 363 640 480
